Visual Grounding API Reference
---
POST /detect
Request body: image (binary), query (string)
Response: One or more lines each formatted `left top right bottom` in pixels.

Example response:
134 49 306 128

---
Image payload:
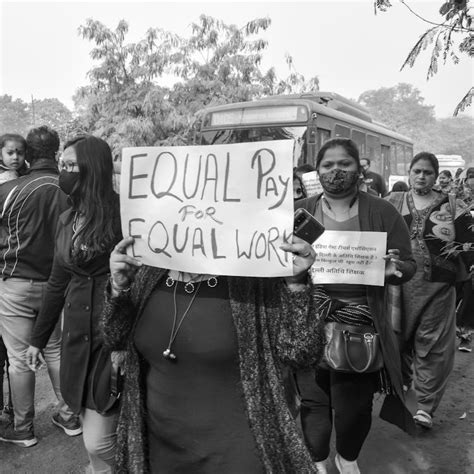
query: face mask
319 168 359 194
59 170 80 195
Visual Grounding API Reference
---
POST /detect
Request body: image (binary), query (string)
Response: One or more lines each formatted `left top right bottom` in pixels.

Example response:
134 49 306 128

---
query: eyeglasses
59 160 79 172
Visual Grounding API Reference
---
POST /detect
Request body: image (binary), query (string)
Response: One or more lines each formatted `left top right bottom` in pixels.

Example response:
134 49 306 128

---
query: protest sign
301 171 323 196
309 231 387 286
120 141 295 277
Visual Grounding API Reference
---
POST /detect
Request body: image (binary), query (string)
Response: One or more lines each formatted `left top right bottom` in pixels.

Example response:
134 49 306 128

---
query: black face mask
58 170 80 195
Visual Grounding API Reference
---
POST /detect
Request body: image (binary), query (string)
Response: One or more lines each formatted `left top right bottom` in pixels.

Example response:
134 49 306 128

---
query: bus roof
200 94 413 145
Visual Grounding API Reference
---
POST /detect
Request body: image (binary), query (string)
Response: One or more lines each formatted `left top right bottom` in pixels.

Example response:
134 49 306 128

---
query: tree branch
400 0 472 33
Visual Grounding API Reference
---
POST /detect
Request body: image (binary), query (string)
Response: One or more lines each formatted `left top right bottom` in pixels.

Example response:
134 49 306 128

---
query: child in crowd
0 133 27 184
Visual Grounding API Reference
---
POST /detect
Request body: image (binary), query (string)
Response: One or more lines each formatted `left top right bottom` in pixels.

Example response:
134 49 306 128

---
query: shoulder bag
324 322 384 373
90 347 123 415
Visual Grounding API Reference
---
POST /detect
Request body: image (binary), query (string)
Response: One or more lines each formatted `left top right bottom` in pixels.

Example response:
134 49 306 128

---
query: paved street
1 350 473 473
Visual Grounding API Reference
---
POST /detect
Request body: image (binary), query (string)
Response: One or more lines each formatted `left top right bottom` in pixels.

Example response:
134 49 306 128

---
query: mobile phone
293 208 325 244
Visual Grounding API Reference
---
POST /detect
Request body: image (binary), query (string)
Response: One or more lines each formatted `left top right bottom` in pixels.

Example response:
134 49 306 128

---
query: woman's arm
274 281 325 369
101 279 138 351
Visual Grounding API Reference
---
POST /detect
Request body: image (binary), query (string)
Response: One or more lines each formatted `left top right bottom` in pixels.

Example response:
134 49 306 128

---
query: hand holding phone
293 208 325 244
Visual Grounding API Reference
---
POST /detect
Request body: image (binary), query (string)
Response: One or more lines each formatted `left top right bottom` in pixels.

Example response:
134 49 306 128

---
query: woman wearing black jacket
26 135 121 474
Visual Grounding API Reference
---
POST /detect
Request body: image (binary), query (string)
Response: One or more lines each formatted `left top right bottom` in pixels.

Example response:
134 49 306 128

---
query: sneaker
0 423 38 447
413 409 433 429
459 335 472 353
335 453 360 474
51 413 82 437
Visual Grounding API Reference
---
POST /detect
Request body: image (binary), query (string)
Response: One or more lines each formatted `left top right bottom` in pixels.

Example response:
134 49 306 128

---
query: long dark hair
64 135 118 264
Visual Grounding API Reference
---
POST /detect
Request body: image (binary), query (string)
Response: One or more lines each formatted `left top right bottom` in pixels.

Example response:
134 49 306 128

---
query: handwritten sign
301 171 323 196
120 141 295 277
310 231 387 286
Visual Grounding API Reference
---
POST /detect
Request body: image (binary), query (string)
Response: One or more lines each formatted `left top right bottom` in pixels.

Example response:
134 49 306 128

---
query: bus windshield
197 126 307 145
196 126 307 165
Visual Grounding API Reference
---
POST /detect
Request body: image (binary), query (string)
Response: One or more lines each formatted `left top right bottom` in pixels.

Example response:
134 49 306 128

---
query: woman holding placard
295 138 416 474
101 230 324 473
386 152 473 430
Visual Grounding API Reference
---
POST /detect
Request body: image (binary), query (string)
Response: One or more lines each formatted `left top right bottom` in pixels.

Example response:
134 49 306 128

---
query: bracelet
110 277 131 295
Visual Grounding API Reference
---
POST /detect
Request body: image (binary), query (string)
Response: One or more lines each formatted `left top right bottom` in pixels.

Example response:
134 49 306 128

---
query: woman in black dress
102 232 324 473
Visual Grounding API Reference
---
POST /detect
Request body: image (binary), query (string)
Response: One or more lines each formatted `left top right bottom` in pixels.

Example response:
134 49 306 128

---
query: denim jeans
81 408 118 473
0 278 74 431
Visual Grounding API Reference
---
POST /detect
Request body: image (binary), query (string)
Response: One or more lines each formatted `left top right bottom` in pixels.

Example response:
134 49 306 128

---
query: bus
436 155 465 178
193 92 414 189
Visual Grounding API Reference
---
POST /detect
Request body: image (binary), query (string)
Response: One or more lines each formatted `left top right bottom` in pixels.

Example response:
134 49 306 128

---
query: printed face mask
58 170 80 195
319 168 359 194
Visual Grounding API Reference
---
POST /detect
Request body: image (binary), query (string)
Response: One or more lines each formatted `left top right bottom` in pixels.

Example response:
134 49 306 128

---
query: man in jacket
0 126 80 447
360 158 387 197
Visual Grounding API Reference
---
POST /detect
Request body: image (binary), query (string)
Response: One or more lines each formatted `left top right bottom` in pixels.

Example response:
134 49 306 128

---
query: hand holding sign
280 236 316 276
110 237 142 293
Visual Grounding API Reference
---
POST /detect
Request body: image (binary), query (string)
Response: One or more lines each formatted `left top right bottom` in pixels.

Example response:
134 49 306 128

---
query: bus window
317 128 331 149
367 134 381 174
404 145 413 168
381 144 390 180
198 126 306 146
335 124 350 138
390 142 398 175
396 143 405 175
351 129 366 156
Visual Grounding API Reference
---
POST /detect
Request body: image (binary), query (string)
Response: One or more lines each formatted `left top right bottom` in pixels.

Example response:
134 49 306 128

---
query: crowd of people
0 127 473 474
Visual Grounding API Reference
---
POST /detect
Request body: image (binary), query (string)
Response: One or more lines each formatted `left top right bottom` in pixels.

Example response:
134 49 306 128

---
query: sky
0 0 472 118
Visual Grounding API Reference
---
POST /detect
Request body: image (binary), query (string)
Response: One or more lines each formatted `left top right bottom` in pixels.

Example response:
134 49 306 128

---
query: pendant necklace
165 273 218 294
163 279 202 361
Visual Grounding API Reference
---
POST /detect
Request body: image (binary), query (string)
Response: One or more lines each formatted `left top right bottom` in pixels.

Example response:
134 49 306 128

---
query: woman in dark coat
295 138 416 474
26 135 121 473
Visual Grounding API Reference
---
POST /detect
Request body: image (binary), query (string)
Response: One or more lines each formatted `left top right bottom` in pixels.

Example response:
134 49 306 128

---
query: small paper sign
310 231 387 286
301 171 323 196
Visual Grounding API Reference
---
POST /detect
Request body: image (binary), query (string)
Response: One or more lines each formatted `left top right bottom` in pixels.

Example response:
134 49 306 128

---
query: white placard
120 141 295 277
301 171 323 196
310 231 387 286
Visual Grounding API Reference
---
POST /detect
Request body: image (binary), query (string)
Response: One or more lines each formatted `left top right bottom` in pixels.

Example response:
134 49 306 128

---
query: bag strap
343 330 377 373
99 364 122 414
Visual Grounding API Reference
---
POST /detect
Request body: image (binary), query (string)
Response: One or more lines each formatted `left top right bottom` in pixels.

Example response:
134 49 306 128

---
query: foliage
0 95 30 135
0 94 72 140
359 83 474 159
358 83 436 149
374 0 473 115
74 16 320 152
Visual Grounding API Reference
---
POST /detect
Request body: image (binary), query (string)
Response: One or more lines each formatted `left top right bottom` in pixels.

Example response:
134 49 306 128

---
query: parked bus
193 92 414 189
436 154 465 177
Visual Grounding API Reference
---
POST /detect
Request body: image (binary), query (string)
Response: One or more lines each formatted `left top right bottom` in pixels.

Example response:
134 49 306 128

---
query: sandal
413 409 433 429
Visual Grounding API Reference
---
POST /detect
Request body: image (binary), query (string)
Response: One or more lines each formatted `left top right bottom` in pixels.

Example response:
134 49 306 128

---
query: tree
32 98 73 137
358 83 436 150
74 16 320 151
0 95 30 135
359 83 474 158
0 95 73 140
374 0 473 115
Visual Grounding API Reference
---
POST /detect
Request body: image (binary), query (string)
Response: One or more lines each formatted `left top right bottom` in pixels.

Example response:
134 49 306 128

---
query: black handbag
324 322 384 373
90 348 122 415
